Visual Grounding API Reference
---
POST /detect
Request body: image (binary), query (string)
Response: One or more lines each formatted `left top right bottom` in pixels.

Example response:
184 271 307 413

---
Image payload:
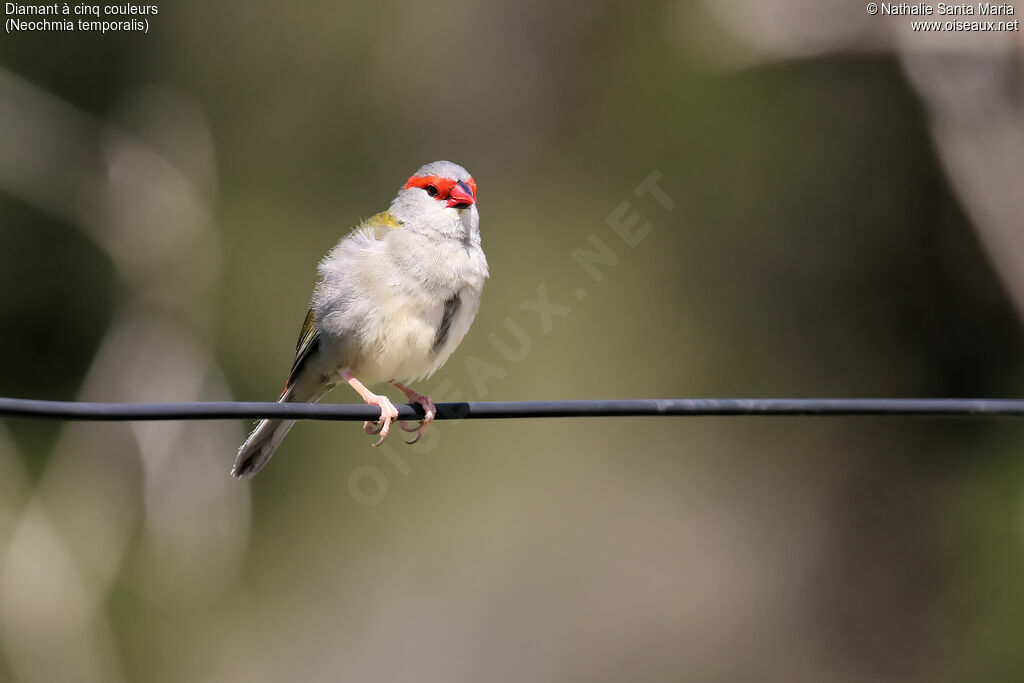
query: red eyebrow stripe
403 174 477 198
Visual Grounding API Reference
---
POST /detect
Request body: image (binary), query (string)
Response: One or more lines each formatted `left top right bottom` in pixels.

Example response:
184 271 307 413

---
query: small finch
232 161 488 478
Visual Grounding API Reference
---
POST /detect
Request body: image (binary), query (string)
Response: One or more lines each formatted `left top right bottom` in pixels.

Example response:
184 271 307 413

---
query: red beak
447 181 475 209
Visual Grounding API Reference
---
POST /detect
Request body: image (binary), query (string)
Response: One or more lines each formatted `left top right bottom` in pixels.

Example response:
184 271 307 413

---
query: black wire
2 396 1024 422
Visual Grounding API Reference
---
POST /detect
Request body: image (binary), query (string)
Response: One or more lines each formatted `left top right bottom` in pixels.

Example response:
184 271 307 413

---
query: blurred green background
2 1 1024 681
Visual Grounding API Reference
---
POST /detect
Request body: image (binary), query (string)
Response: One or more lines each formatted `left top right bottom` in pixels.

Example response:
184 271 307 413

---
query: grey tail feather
231 386 317 478
231 415 296 479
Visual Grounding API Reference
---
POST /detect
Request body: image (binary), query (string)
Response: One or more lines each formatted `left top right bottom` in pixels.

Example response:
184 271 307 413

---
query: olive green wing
284 211 400 389
286 308 320 388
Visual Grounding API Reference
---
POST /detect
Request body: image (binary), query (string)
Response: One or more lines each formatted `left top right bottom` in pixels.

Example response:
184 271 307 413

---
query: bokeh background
2 1 1024 681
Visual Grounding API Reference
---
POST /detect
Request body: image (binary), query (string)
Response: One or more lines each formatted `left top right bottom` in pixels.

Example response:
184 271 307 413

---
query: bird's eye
425 185 438 197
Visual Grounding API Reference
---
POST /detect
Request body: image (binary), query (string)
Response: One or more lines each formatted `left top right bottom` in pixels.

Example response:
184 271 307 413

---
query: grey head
389 160 480 242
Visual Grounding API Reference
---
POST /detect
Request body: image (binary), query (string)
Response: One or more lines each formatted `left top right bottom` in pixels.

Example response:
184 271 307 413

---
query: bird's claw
362 394 399 446
396 392 435 446
397 420 427 444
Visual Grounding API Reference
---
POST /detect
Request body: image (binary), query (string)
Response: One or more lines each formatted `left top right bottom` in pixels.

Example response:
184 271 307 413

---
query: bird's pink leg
340 369 399 447
390 380 436 445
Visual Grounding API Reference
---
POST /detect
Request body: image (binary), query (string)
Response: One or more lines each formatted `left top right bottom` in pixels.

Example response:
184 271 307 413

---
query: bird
231 160 489 478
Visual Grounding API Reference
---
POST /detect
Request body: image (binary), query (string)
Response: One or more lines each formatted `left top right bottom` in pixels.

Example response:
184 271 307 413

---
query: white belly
352 287 480 385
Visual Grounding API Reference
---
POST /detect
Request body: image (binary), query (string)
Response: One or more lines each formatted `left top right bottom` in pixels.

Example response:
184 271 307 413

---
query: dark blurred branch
2 397 1024 422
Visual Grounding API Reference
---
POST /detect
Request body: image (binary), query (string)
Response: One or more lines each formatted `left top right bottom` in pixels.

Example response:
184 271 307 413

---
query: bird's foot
391 381 435 445
341 369 400 446
363 393 399 447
